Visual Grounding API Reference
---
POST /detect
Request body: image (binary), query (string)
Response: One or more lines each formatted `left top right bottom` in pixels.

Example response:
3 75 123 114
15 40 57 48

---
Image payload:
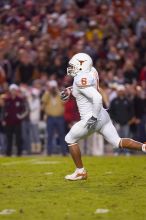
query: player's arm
80 86 102 129
80 86 102 118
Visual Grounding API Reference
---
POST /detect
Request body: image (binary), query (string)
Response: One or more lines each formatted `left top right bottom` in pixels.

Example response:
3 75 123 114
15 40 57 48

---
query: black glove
85 116 97 129
60 90 69 101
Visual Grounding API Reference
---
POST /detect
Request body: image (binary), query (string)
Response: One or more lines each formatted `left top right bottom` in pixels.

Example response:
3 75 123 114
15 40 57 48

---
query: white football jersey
72 67 101 120
66 68 121 148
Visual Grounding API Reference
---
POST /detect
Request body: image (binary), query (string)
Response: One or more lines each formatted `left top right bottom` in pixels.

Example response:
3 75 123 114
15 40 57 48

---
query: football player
60 53 146 181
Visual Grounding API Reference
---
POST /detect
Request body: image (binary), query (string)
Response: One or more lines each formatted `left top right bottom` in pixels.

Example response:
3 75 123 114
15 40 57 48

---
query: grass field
0 155 146 220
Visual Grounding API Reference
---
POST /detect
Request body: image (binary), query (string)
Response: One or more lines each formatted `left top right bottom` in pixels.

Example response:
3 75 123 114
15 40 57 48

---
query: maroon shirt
64 97 80 124
4 95 25 126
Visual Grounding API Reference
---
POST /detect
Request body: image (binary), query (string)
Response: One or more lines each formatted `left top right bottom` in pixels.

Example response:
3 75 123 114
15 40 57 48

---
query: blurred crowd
0 0 146 156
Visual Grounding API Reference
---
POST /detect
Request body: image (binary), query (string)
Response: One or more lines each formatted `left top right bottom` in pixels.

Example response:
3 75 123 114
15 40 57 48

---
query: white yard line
44 172 53 175
32 161 61 165
1 159 61 166
0 209 16 215
95 209 109 214
1 159 37 166
105 171 112 175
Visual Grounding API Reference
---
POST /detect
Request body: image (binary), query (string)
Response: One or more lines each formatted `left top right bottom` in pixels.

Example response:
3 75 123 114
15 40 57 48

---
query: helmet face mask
67 64 79 77
67 53 93 77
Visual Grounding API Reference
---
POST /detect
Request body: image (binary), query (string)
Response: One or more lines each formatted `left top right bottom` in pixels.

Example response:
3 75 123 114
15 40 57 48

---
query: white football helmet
67 53 93 77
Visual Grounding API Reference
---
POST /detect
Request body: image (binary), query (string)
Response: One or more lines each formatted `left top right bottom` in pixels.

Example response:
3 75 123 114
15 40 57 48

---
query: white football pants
65 108 121 148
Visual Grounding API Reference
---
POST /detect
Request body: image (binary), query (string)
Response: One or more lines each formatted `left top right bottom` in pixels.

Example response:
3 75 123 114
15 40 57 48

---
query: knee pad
65 133 78 146
65 133 74 145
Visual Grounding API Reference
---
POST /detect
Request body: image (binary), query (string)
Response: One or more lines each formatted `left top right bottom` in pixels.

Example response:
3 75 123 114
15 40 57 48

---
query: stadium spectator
133 86 146 142
4 84 28 156
29 87 41 153
109 85 134 154
64 95 80 130
15 50 38 85
20 85 31 154
0 50 12 84
42 80 67 155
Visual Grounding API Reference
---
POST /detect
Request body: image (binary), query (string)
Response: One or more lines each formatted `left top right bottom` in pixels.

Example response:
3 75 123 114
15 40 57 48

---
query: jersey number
81 78 87 86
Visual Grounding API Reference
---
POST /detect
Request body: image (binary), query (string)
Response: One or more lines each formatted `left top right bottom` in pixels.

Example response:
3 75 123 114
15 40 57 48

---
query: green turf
0 156 146 220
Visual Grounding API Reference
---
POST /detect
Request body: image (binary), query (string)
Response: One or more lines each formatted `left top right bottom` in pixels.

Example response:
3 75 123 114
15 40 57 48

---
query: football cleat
65 169 87 181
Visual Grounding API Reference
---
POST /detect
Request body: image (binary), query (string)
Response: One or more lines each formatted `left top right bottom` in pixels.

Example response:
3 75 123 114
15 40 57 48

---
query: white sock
76 168 84 172
142 144 146 152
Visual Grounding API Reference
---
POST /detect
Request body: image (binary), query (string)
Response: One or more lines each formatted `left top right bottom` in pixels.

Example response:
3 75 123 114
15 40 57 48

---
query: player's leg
99 120 121 149
119 138 146 151
68 143 83 168
65 120 89 180
65 120 88 167
99 120 146 152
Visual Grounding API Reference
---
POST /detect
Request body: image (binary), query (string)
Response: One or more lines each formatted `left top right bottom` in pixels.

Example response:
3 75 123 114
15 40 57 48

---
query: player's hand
60 89 70 101
85 116 97 129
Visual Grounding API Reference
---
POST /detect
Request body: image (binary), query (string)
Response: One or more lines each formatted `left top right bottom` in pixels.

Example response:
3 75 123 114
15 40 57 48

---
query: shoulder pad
91 67 99 79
